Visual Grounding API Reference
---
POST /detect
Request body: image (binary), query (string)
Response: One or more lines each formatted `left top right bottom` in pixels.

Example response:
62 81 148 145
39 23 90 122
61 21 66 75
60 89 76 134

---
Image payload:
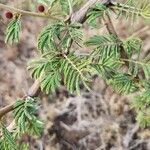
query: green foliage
108 73 138 94
132 90 150 110
40 70 61 93
87 3 108 27
38 0 82 14
91 55 120 79
38 22 64 53
85 34 121 59
13 97 43 137
122 56 150 80
28 51 61 93
86 34 142 61
122 37 142 77
132 82 150 127
61 53 91 94
123 37 142 57
29 21 86 94
27 57 51 79
140 54 150 80
18 142 29 150
67 23 83 47
38 22 83 54
2 0 150 145
113 0 150 20
28 51 91 94
0 123 17 150
5 18 21 44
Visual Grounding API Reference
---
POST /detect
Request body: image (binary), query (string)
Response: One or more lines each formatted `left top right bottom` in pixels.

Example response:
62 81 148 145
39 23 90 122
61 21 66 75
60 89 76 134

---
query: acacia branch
0 0 105 119
0 0 126 119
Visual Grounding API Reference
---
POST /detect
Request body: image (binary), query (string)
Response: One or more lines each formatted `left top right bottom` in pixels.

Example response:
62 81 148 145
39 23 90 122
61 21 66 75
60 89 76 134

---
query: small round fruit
37 5 45 12
5 11 13 19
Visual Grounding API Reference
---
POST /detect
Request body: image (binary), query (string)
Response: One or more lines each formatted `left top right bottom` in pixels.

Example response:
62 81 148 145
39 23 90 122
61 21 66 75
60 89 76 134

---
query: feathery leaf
108 73 138 94
13 97 43 137
0 123 17 150
87 3 108 27
61 53 91 94
85 34 121 59
5 18 21 44
113 0 150 20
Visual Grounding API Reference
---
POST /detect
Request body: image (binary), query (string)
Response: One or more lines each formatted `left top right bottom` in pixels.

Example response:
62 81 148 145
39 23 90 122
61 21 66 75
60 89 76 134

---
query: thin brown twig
0 3 60 20
103 13 129 65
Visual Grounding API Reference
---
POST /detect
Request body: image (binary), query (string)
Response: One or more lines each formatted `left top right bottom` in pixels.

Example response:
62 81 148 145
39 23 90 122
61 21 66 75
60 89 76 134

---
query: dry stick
0 0 103 119
103 13 118 35
0 3 60 20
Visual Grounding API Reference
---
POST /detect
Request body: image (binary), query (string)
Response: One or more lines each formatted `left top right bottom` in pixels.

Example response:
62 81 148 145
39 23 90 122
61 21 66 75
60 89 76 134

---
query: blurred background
0 0 150 149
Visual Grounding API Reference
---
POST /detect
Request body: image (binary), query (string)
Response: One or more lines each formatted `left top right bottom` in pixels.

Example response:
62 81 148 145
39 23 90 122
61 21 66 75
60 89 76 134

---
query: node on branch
37 5 45 13
5 11 13 19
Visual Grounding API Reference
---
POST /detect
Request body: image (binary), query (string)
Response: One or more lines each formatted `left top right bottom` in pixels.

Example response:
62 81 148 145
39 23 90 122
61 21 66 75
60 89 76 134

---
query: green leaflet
133 90 150 128
28 51 61 93
86 35 142 60
41 71 61 94
140 54 150 80
28 50 91 94
68 23 83 47
108 73 138 94
122 56 150 80
87 3 108 27
38 22 65 53
61 53 91 94
113 0 150 20
28 58 51 79
5 18 21 44
85 34 121 59
123 37 142 57
91 55 121 79
48 0 83 14
13 97 44 138
0 123 17 150
38 22 83 54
